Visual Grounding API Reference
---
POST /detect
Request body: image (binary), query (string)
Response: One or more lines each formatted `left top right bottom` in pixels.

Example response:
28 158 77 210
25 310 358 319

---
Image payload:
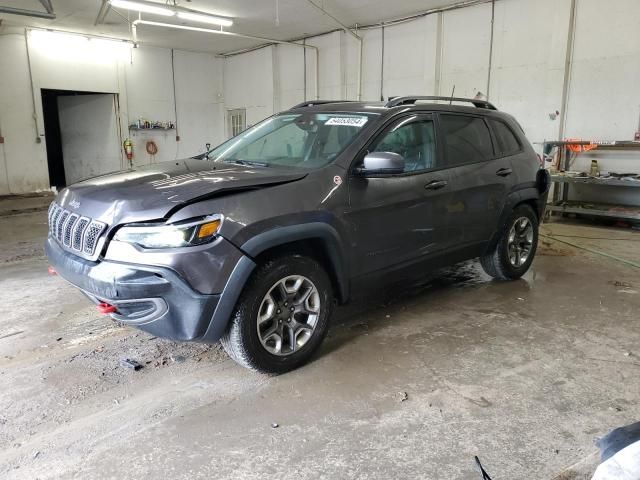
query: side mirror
359 152 405 175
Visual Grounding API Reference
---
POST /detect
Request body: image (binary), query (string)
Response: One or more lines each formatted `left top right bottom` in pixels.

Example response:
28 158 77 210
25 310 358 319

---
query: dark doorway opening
41 89 117 190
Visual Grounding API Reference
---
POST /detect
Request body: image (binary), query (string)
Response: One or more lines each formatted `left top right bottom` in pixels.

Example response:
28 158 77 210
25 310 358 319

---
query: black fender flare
241 222 349 303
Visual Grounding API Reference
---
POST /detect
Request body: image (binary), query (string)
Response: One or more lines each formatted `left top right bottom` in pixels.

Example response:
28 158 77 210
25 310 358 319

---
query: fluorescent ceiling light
110 0 175 17
134 20 223 35
177 11 233 27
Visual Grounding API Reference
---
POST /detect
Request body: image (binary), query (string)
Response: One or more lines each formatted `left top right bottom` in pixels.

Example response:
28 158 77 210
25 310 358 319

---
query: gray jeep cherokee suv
46 96 550 373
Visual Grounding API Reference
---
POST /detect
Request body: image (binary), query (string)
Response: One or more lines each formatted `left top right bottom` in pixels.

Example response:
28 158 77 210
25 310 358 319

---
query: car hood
55 159 307 226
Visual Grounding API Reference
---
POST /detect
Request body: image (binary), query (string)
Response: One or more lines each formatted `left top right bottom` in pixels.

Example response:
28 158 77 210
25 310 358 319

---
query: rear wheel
480 204 538 280
220 255 333 374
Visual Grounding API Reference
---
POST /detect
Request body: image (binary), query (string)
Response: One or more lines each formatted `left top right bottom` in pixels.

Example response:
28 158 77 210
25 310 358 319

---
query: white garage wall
125 47 176 167
0 33 42 195
274 44 305 111
223 47 275 129
440 4 492 99
564 0 640 141
0 31 224 195
173 50 225 158
489 0 570 145
383 15 439 99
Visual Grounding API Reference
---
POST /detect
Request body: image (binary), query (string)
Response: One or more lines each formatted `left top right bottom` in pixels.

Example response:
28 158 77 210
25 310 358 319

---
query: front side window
209 113 375 169
370 117 436 173
440 114 494 166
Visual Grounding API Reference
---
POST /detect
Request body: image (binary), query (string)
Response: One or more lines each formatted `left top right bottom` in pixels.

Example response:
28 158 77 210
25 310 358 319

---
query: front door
346 114 452 277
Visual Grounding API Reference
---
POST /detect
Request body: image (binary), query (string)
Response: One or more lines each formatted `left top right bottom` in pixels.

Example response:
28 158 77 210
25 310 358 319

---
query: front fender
240 222 349 303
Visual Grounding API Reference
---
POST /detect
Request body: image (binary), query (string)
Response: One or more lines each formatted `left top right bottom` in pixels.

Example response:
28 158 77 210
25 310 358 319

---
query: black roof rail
290 100 357 109
385 96 497 110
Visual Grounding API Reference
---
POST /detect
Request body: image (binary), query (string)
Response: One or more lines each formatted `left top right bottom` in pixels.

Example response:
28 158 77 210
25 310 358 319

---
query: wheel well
516 198 540 220
253 239 346 303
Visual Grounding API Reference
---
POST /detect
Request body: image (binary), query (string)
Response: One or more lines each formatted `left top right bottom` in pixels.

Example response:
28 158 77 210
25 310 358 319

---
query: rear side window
440 114 494 166
489 119 521 156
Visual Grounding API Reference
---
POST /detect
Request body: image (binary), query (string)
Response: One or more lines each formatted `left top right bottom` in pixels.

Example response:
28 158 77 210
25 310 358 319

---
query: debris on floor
120 359 143 371
394 391 409 403
537 238 573 256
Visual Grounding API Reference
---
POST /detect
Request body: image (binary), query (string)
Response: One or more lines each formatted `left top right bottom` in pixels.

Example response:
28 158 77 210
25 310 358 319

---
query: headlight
113 215 222 249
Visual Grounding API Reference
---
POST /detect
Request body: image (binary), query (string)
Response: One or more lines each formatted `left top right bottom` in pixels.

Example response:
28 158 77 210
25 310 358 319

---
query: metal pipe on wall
558 0 577 141
303 38 307 101
486 0 495 100
380 25 385 101
23 30 42 143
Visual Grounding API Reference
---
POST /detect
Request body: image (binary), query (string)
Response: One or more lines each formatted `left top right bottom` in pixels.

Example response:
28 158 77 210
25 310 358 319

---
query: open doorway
41 89 123 189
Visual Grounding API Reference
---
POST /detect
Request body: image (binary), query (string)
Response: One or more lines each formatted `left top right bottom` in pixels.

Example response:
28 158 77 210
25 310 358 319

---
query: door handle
496 167 513 177
424 180 448 190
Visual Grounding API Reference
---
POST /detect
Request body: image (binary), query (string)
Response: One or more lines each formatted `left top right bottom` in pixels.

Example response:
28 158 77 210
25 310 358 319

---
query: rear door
438 113 515 247
346 113 452 277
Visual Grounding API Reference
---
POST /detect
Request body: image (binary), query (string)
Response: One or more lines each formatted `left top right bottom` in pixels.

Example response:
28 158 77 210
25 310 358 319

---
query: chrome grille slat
50 206 62 234
56 211 69 240
47 202 107 259
63 214 79 247
83 221 105 255
72 217 90 251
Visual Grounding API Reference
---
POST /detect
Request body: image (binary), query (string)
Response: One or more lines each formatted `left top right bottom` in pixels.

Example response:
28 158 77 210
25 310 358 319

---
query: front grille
48 203 107 259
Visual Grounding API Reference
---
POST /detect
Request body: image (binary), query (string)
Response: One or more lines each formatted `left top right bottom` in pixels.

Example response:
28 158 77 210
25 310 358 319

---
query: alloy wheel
507 217 534 267
256 275 321 356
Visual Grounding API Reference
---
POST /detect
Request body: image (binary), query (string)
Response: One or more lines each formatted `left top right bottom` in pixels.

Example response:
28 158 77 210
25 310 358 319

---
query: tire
220 254 333 374
480 204 539 280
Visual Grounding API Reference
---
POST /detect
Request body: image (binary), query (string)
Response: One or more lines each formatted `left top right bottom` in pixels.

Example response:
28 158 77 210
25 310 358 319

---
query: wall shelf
550 175 640 188
128 126 175 131
547 201 640 221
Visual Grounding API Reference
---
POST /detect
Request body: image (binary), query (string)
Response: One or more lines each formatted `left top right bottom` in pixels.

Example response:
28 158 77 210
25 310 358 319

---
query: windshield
208 113 376 169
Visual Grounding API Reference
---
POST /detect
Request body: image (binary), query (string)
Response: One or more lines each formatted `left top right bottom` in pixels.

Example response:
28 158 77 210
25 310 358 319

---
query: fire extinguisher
123 138 133 163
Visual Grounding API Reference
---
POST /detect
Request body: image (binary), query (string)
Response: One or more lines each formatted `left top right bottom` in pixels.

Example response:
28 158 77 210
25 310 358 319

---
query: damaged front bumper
45 236 248 343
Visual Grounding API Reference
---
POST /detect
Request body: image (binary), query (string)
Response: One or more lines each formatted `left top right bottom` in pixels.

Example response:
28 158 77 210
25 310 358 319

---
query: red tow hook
96 302 118 315
47 266 57 276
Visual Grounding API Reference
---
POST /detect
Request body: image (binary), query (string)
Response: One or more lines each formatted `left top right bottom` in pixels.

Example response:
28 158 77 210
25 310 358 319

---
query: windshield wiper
222 159 269 167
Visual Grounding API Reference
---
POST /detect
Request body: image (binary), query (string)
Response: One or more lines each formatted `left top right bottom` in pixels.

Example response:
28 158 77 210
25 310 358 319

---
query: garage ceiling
0 0 470 54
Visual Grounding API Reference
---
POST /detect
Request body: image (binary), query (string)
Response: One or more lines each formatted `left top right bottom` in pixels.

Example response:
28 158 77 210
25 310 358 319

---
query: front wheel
480 204 539 280
220 255 333 374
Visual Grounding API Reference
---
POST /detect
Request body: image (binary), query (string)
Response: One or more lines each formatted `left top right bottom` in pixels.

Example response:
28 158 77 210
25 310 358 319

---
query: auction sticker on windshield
325 117 368 127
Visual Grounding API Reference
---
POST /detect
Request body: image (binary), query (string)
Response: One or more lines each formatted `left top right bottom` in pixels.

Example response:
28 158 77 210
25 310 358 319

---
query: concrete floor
1 199 639 479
